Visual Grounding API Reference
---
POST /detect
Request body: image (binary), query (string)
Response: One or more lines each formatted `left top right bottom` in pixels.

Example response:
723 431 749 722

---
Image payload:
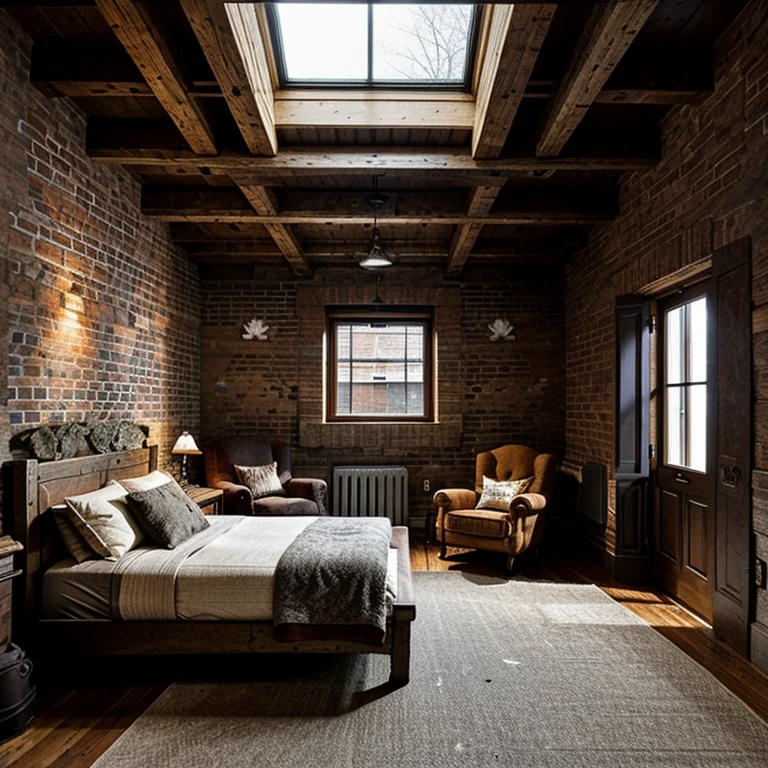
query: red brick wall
564 1 768 634
200 266 565 521
0 11 201 515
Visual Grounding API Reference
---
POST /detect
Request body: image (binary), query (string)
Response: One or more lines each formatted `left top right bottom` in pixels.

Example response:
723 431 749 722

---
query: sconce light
242 318 270 340
488 319 515 342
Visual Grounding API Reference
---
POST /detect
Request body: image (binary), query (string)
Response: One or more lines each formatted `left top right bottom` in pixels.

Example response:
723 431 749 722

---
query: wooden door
711 238 752 656
653 284 715 621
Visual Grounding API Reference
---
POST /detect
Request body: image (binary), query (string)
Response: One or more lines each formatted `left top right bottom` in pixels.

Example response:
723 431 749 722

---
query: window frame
659 286 709 474
326 307 435 423
266 2 480 91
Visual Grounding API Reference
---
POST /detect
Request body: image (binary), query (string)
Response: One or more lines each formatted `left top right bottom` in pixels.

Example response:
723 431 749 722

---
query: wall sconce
488 318 515 342
242 318 270 340
172 431 202 486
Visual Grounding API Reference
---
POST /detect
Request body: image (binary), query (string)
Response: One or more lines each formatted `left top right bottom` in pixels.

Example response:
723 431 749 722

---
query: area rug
93 572 768 767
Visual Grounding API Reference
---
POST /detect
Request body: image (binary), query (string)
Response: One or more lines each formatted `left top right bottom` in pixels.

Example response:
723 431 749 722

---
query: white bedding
42 516 399 622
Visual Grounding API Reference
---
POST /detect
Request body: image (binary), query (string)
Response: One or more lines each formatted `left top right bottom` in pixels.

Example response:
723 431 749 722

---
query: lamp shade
172 431 202 455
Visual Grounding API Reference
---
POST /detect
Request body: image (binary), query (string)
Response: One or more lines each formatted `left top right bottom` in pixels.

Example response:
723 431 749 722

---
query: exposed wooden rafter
447 185 506 274
140 186 617 227
87 142 659 173
180 0 277 156
472 4 555 159
537 0 660 157
93 0 217 155
235 181 311 275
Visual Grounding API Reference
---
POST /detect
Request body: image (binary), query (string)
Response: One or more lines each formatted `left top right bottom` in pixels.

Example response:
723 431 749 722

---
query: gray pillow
126 482 209 549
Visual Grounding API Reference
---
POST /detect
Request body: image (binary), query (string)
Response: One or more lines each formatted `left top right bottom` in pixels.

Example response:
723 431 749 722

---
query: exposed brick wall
200 266 564 521
0 10 201 526
564 1 768 633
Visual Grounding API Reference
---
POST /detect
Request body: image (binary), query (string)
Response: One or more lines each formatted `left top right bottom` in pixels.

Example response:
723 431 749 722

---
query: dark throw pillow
126 482 209 549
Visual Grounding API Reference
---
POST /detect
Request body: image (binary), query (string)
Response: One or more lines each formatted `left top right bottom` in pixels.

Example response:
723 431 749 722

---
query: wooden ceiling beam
472 4 555 159
447 184 506 274
93 0 217 155
274 91 474 131
34 44 713 108
141 186 616 226
235 181 311 275
537 0 660 157
88 140 658 173
180 0 276 156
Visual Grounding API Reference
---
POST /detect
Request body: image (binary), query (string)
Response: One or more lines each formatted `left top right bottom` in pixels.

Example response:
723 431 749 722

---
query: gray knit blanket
273 517 392 645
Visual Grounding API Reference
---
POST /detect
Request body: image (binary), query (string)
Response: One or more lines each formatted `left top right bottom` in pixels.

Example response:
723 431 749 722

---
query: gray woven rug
94 572 768 767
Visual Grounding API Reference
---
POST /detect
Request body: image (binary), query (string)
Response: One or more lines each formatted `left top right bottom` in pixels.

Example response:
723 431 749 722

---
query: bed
11 447 415 683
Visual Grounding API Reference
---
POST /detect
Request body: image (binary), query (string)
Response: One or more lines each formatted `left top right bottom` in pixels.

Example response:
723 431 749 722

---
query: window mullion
367 3 374 85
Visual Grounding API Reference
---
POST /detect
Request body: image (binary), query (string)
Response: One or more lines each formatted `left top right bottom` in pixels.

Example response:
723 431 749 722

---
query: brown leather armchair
204 436 328 516
433 445 556 571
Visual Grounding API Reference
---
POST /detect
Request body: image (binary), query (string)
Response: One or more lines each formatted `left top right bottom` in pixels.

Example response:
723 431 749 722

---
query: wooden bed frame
11 447 416 683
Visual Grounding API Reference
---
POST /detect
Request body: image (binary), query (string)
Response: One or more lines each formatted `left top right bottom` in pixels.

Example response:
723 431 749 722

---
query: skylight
269 3 477 87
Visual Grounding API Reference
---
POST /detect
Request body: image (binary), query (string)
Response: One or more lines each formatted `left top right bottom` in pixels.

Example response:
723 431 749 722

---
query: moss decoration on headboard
19 420 149 461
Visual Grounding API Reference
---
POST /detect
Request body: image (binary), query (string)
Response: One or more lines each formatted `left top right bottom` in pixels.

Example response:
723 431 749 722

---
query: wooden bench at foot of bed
11 449 416 684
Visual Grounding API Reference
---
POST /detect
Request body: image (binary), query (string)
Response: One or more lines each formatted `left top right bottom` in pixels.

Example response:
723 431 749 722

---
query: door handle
720 465 741 488
674 472 690 485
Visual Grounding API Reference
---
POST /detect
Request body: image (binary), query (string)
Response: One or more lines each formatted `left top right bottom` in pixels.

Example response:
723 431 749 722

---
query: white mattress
42 516 399 621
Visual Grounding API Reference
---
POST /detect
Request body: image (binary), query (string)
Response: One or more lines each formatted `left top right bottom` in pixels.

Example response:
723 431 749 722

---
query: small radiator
331 466 409 526
578 462 608 525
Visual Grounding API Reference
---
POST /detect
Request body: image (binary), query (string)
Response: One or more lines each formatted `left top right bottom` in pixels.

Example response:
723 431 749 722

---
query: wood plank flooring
2 535 767 767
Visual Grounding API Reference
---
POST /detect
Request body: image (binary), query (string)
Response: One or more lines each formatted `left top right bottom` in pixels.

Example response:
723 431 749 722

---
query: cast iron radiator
331 466 409 526
578 462 608 525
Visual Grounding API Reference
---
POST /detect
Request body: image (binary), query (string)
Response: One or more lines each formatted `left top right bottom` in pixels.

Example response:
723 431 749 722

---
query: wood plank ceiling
8 0 746 275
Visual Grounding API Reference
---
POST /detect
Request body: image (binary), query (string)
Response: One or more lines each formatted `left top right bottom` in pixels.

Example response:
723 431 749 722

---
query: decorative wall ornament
242 318 270 341
21 420 148 461
488 318 515 342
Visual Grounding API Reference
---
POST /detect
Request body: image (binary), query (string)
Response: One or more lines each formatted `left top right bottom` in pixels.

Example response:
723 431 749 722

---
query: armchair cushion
476 475 533 511
444 508 512 539
253 496 318 516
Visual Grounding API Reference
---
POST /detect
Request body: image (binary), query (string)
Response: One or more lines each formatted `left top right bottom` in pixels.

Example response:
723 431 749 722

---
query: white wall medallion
242 318 270 341
488 318 515 342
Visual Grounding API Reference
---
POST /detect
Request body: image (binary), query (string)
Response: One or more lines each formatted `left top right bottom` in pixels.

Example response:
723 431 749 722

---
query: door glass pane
277 3 368 81
372 4 473 83
687 384 707 472
665 387 684 468
665 306 684 384
688 297 707 382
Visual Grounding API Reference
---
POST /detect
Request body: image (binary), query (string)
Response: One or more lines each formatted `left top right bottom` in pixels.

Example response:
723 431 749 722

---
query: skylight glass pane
373 4 473 82
276 3 368 81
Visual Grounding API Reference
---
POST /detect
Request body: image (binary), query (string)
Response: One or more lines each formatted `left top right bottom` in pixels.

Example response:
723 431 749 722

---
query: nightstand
185 486 224 515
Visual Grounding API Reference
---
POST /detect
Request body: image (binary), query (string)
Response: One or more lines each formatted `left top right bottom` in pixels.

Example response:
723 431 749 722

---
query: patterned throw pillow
476 475 534 512
235 461 286 499
125 482 209 549
64 481 144 559
52 504 95 563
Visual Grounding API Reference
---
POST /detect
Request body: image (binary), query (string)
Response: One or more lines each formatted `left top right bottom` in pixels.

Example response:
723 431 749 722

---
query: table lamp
171 431 202 486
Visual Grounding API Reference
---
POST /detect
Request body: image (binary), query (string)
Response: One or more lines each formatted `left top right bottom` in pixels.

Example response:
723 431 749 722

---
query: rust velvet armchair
204 436 328 516
433 444 556 571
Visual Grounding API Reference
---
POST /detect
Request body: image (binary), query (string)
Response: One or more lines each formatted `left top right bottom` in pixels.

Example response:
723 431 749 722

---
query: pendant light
359 177 394 270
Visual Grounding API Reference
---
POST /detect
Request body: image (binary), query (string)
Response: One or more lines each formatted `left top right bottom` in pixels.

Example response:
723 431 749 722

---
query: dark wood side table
185 486 224 515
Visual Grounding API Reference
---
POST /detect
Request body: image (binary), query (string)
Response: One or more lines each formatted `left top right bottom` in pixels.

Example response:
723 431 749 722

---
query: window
663 295 708 472
327 310 434 422
268 3 478 88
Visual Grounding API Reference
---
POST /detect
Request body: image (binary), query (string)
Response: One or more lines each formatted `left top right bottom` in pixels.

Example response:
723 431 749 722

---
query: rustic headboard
11 446 158 641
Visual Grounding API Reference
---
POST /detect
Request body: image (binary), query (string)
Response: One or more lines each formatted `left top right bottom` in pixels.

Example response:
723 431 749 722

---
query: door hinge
648 315 657 334
648 444 656 461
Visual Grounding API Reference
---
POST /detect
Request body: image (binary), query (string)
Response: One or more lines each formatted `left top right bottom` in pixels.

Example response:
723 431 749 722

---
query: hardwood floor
2 535 767 767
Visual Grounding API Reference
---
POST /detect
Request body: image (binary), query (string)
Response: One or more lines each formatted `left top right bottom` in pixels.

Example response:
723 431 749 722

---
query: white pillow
235 462 285 499
476 475 534 512
120 470 175 493
64 481 144 560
